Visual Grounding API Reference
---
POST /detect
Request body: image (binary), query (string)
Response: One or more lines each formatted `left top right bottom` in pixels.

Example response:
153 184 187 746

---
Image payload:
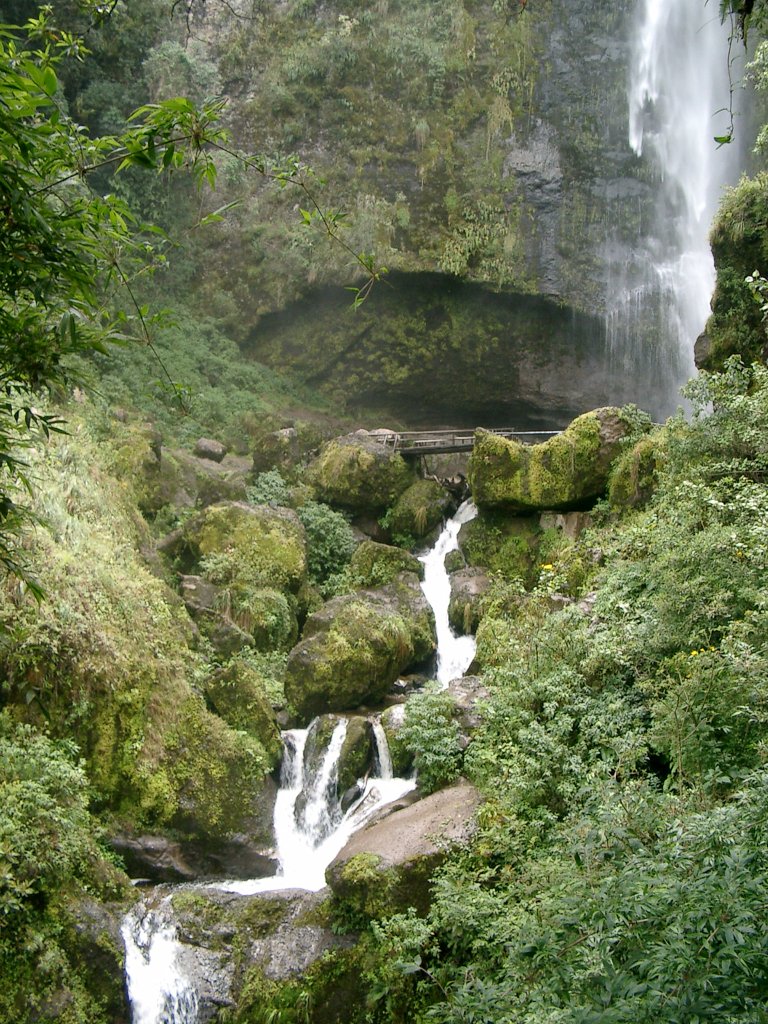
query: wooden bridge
372 427 560 457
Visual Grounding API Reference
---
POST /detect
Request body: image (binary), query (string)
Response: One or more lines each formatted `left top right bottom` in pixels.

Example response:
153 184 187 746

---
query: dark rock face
249 275 655 431
111 832 279 884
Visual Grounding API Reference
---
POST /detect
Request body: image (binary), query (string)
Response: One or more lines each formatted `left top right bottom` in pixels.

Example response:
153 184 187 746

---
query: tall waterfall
608 0 744 414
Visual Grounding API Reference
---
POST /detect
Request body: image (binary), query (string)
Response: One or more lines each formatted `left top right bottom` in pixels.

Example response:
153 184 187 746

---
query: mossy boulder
285 574 435 720
608 429 667 509
385 478 454 540
181 573 298 654
166 888 363 1024
204 660 283 768
308 432 416 514
458 508 542 587
349 540 424 586
699 173 768 370
147 447 249 513
183 500 308 596
339 716 375 793
469 408 638 512
326 781 482 920
448 568 492 634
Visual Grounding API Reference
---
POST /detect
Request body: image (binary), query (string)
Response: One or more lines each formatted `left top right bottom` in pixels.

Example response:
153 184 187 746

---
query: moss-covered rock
380 704 413 777
385 478 454 540
338 717 375 794
204 660 283 768
608 429 667 509
699 173 768 370
349 540 424 587
458 508 542 587
184 499 308 597
469 408 638 512
285 575 435 720
308 432 415 515
0 431 278 861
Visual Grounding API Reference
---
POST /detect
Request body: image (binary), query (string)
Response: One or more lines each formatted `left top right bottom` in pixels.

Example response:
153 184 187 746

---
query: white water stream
608 0 744 413
419 500 478 686
122 504 483 1022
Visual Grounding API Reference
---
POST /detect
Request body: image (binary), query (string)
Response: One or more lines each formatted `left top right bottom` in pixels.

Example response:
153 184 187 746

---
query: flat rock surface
329 781 481 871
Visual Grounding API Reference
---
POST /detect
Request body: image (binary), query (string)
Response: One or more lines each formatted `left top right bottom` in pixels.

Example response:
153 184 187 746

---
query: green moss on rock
458 508 542 587
349 540 423 587
385 478 453 540
608 429 667 509
308 433 415 514
285 576 435 719
185 500 308 595
469 408 636 512
204 660 283 768
700 173 768 370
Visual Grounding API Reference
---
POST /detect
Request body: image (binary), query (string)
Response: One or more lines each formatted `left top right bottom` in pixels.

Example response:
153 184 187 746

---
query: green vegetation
400 687 463 795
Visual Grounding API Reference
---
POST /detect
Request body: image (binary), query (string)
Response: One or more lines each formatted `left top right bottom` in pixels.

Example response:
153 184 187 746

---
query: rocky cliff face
182 0 665 421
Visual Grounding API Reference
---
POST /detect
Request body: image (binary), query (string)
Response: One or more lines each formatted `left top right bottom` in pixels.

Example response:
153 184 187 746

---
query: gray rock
446 676 491 748
448 567 491 634
111 830 279 884
194 437 228 463
326 781 481 917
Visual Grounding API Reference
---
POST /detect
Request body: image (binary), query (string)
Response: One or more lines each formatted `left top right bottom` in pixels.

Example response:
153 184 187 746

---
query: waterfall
371 719 393 780
121 899 198 1024
419 500 478 686
608 0 744 414
124 506 485 1021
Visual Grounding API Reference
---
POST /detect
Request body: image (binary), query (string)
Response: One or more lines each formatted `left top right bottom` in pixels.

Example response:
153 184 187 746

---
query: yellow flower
540 563 554 571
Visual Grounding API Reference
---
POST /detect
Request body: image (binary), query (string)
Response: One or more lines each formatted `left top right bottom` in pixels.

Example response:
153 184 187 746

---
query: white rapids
419 499 478 686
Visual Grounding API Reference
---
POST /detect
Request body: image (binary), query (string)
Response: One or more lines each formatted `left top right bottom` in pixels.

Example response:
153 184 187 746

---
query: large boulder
384 478 455 540
183 501 307 596
349 540 424 586
150 448 250 512
285 574 435 720
326 781 482 919
468 408 639 512
166 888 363 1024
308 432 416 514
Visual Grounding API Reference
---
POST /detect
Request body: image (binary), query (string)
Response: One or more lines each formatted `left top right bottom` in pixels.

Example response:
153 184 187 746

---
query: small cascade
122 898 198 1024
607 0 744 415
419 500 478 686
371 719 393 780
296 717 348 844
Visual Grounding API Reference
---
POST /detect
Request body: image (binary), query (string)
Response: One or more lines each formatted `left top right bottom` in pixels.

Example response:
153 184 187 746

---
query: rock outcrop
448 567 491 634
349 540 423 586
308 432 415 514
326 781 482 918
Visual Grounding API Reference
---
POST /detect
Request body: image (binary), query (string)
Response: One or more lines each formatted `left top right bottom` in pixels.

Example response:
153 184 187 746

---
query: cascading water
123 507 479 1022
607 0 744 414
121 898 198 1024
419 500 478 686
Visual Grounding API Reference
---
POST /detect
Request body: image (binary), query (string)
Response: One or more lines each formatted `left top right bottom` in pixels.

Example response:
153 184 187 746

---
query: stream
121 501 477 1023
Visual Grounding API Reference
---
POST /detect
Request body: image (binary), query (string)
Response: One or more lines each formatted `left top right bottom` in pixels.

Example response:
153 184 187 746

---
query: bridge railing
372 427 561 454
